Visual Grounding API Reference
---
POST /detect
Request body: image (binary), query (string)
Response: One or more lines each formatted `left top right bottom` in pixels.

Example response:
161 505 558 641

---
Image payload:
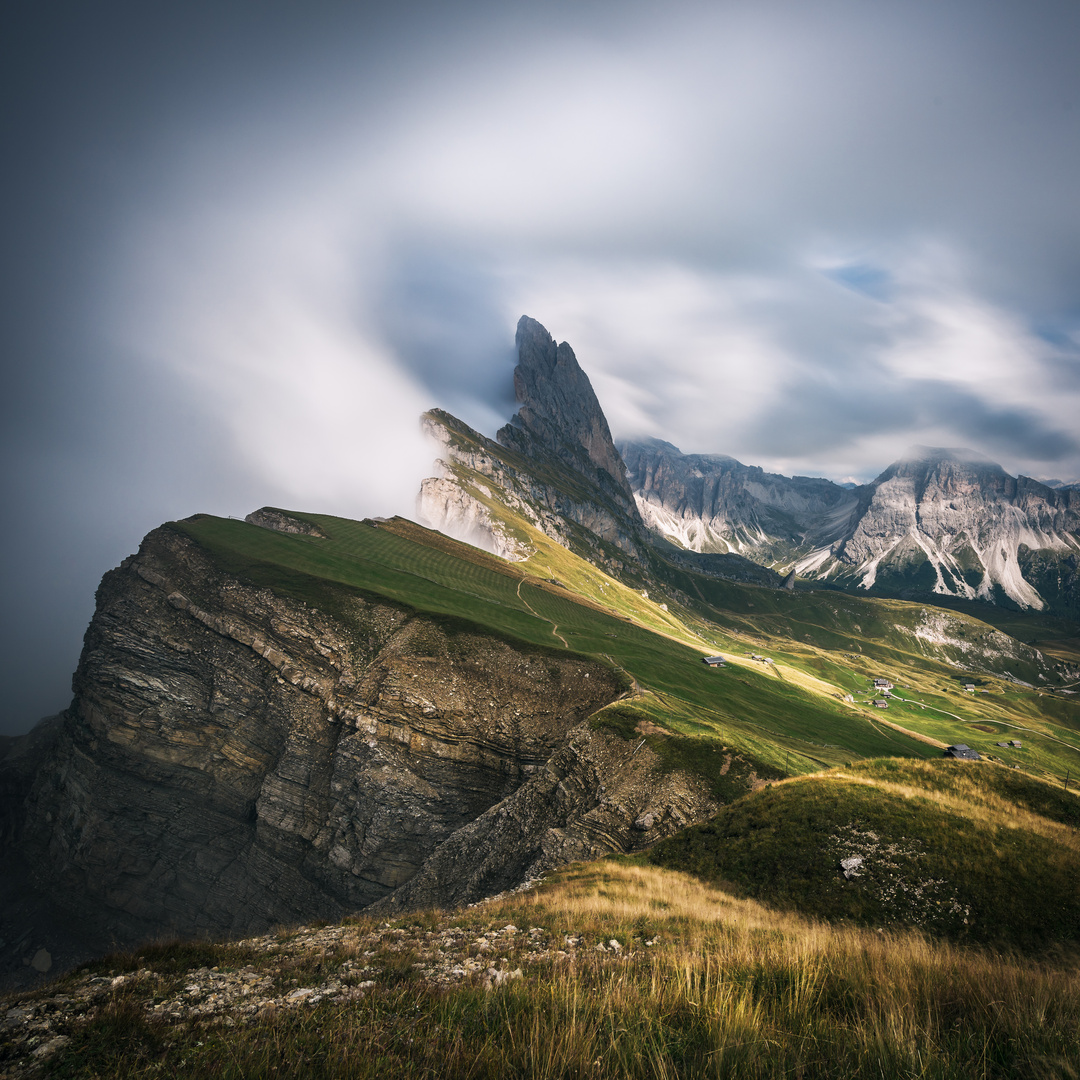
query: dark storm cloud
739 373 1078 464
3 0 1080 731
376 249 520 434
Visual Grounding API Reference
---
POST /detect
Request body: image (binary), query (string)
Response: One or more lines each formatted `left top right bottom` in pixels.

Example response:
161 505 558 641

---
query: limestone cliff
5 522 715 983
498 316 639 521
833 448 1080 610
621 438 859 562
418 316 650 567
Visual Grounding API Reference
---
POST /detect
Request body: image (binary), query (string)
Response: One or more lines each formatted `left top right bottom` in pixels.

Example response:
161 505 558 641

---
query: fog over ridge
2 0 1079 732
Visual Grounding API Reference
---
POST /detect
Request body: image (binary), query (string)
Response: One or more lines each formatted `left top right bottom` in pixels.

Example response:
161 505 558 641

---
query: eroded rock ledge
9 525 715 978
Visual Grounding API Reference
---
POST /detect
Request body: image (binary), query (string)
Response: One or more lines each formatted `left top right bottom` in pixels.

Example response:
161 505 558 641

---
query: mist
2 0 1078 732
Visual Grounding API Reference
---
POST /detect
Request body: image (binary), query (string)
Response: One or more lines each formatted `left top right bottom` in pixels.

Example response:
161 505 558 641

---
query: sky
2 0 1079 733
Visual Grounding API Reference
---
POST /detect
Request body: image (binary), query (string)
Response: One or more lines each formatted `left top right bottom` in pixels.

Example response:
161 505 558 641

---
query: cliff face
621 438 859 561
418 409 645 568
498 316 639 520
418 316 649 566
9 522 713 973
833 449 1080 609
622 438 1080 613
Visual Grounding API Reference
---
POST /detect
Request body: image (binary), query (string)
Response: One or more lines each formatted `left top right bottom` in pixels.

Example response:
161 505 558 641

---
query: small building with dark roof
944 744 981 761
702 656 726 667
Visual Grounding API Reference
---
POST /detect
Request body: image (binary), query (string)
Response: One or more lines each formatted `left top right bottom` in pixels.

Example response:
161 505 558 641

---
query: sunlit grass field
173 512 936 776
24 859 1080 1079
648 757 1080 951
173 510 1080 783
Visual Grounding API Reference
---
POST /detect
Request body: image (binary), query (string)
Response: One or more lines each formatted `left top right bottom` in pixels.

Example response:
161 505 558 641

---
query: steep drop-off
3 519 718 985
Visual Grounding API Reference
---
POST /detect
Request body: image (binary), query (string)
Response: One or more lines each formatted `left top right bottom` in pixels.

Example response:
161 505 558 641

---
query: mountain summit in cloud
623 438 1080 614
497 316 640 521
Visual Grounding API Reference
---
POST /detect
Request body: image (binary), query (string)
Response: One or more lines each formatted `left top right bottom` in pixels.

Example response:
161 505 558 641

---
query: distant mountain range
620 440 1080 615
416 317 1079 617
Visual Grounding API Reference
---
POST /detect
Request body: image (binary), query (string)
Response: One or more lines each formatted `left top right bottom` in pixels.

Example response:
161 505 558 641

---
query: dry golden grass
468 862 1080 1079
15 861 1080 1078
823 768 1080 852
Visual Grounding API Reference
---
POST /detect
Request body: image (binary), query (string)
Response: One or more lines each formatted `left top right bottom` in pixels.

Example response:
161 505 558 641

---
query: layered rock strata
10 524 713 973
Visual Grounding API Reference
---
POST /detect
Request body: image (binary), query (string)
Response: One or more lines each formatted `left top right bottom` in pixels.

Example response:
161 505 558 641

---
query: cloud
506 245 1080 480
94 0 1080 495
5 0 1080 731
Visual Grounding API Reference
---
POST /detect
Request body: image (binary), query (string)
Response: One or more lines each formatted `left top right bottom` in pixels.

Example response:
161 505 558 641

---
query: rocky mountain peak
497 316 634 505
873 446 1015 503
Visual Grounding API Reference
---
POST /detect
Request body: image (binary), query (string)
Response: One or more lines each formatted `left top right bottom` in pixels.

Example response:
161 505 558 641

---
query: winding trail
516 578 570 649
886 694 1080 756
601 654 642 698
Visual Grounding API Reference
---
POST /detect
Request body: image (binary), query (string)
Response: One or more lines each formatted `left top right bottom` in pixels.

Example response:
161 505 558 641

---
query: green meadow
174 510 1080 785
175 512 938 778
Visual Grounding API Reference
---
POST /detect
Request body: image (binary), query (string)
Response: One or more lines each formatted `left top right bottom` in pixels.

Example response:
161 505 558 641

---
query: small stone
33 1035 71 1059
30 949 53 973
841 856 864 879
633 813 655 831
607 939 622 953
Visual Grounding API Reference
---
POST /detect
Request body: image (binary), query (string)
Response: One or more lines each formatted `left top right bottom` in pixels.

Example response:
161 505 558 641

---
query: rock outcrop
245 507 328 538
418 317 650 567
4 522 714 985
498 316 639 520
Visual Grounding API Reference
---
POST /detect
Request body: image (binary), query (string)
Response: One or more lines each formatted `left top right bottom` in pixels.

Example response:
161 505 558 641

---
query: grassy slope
11 862 1079 1080
8 514 1078 1076
174 513 935 778
174 510 1080 783
647 757 1080 951
454 459 1080 782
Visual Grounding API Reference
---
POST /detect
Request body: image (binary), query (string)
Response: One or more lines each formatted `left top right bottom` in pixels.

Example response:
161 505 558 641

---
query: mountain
619 437 861 564
3 314 1078 993
0 316 787 986
418 316 779 586
622 440 1080 615
826 447 1080 610
417 316 645 568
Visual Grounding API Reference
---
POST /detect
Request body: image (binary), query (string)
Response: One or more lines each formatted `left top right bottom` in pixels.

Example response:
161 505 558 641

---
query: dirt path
516 579 570 649
887 694 1080 755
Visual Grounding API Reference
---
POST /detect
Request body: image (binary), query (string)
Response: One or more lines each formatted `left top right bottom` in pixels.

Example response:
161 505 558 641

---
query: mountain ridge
622 437 1080 615
3 313 1079 995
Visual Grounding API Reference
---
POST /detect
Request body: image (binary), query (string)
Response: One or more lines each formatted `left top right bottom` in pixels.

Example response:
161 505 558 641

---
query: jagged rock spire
498 316 636 509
